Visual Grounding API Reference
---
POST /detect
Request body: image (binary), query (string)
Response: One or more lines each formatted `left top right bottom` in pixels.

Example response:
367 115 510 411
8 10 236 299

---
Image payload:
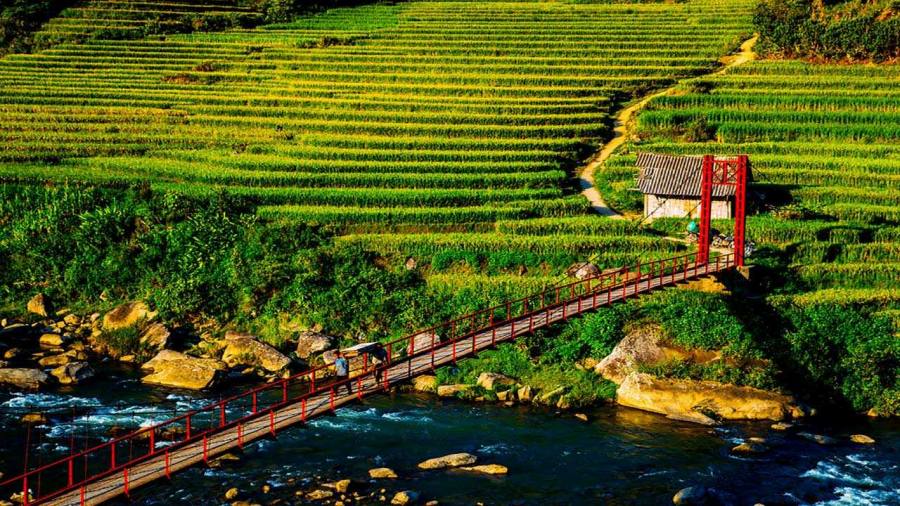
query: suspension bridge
0 155 749 505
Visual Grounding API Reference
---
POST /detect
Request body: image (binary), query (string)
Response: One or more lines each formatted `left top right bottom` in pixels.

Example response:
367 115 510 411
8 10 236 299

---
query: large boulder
140 323 171 352
567 262 600 280
476 372 516 391
141 350 226 390
27 293 52 317
596 324 719 384
51 362 95 385
222 333 291 373
102 302 156 331
616 372 805 423
39 333 68 348
295 330 335 360
417 453 477 470
0 368 50 390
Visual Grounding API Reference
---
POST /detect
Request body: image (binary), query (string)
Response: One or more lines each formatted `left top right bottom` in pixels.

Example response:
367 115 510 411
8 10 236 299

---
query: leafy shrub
540 308 625 363
781 304 899 415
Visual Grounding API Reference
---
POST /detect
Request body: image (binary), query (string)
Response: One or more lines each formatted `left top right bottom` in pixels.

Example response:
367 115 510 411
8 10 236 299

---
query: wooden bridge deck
13 256 732 506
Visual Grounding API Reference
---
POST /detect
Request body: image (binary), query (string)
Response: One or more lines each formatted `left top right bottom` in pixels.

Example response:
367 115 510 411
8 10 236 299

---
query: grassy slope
0 0 754 288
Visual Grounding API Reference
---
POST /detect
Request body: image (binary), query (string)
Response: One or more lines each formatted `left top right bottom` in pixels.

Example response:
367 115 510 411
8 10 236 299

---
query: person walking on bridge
334 351 352 395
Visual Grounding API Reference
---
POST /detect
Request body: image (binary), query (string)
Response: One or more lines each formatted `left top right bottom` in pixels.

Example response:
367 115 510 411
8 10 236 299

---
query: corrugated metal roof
635 153 739 198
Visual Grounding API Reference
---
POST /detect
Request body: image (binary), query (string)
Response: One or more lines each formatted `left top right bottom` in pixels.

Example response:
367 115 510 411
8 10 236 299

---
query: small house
635 152 749 221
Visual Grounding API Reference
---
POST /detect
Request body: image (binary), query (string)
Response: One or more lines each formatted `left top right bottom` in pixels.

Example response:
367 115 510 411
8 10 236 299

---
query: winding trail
578 35 758 218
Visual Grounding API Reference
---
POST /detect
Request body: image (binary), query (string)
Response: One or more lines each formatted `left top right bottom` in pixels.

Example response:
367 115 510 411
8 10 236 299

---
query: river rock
27 293 52 317
102 301 156 331
412 375 437 393
616 372 804 422
496 389 515 402
459 464 508 475
224 487 239 500
436 384 471 397
417 453 477 470
672 485 716 505
141 350 226 390
306 489 333 500
324 479 352 493
62 314 81 327
295 330 336 359
21 412 47 424
575 413 589 422
38 353 72 367
0 323 31 341
536 386 567 406
0 368 50 390
51 362 94 385
222 334 291 373
770 422 795 432
517 385 534 402
731 441 767 454
797 432 837 445
850 434 875 444
476 372 515 391
391 490 420 505
368 467 398 479
38 332 67 348
140 323 171 352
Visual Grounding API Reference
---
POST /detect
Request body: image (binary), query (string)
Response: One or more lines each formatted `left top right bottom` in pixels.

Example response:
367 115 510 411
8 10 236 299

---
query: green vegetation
754 0 899 61
0 0 896 416
0 0 754 278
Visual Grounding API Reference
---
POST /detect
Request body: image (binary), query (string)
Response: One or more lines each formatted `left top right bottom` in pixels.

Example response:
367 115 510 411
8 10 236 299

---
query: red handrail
2 251 735 504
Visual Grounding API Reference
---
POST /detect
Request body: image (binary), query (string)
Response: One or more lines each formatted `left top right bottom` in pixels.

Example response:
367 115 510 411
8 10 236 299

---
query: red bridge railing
1 251 734 505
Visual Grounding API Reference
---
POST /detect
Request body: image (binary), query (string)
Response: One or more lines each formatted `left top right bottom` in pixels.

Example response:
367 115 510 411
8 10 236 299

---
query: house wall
643 195 731 221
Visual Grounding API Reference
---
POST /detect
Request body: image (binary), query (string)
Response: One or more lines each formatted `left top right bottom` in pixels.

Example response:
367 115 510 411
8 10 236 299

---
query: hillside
0 0 753 284
0 0 896 419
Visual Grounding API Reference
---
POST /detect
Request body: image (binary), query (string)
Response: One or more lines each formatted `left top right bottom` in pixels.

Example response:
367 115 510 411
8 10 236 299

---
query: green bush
541 308 625 363
782 304 899 415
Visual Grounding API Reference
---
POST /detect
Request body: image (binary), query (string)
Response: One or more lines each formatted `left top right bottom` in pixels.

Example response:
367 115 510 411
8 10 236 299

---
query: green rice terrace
0 0 755 287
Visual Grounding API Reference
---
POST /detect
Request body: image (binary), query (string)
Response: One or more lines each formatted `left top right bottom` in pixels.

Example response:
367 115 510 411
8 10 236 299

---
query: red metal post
110 444 116 471
698 154 714 265
80 486 85 505
238 423 243 449
68 458 74 487
185 415 192 440
301 398 307 422
282 380 288 403
123 468 129 497
269 411 276 436
149 428 155 455
165 450 171 479
734 155 748 267
22 476 28 506
252 392 258 414
220 403 226 428
202 436 208 465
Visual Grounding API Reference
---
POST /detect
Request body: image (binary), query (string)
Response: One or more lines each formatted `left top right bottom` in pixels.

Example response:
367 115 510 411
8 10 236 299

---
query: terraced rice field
600 61 900 313
0 0 755 284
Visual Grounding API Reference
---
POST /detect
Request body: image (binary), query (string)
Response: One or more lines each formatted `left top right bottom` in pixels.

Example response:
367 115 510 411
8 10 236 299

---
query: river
0 369 897 505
